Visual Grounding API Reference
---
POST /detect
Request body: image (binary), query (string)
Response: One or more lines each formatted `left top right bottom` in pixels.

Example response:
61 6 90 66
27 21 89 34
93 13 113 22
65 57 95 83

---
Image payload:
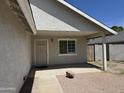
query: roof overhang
57 0 118 35
9 0 117 36
16 0 37 34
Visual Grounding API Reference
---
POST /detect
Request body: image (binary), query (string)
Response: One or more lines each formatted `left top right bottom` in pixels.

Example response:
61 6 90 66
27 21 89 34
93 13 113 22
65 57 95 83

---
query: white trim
102 34 107 71
58 39 77 56
57 0 118 35
58 38 77 41
34 39 49 66
58 54 77 56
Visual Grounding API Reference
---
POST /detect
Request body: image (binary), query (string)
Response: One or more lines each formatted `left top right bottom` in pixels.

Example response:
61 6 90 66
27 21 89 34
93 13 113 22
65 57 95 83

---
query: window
59 39 76 55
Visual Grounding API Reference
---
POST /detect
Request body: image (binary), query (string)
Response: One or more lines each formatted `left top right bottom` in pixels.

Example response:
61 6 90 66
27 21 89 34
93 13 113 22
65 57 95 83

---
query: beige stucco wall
33 36 87 65
0 1 32 93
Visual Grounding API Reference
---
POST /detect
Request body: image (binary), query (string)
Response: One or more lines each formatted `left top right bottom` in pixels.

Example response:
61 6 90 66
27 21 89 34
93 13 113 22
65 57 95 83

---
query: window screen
59 40 76 54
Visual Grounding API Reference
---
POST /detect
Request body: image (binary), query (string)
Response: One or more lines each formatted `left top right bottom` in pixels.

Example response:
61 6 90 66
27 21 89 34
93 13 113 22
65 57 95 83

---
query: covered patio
30 0 117 71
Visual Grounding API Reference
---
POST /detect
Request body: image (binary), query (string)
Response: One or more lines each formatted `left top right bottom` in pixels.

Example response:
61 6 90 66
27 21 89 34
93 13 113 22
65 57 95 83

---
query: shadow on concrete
19 63 101 93
19 68 36 93
35 63 101 71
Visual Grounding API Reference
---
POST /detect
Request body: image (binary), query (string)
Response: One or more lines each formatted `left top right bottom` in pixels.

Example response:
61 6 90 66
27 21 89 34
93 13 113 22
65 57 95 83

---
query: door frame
34 39 49 66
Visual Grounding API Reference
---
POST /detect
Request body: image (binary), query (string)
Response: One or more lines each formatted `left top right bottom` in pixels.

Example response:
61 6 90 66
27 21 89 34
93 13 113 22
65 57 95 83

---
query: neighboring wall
90 44 124 61
33 36 87 65
109 44 124 61
0 1 32 93
88 30 124 61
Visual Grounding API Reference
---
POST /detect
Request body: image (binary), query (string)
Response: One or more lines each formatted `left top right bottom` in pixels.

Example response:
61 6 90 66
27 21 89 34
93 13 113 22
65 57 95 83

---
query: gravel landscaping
90 61 124 75
57 72 124 93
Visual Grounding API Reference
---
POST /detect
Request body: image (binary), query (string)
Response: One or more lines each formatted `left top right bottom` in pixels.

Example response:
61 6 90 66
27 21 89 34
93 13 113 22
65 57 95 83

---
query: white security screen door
35 40 47 66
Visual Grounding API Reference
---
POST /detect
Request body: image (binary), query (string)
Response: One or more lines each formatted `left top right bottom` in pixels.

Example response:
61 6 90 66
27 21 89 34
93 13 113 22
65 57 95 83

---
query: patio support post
102 33 107 71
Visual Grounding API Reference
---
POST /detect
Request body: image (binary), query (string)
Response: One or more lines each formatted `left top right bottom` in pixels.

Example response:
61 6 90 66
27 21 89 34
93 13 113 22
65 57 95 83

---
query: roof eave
57 0 118 35
17 0 37 34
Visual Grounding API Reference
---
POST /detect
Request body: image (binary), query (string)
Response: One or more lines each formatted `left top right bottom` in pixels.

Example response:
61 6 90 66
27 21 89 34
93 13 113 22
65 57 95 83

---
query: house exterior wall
0 1 32 93
33 36 87 65
109 44 124 61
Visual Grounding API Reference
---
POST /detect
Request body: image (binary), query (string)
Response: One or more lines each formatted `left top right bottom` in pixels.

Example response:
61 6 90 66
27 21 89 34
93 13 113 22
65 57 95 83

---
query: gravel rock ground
90 61 124 75
57 72 124 93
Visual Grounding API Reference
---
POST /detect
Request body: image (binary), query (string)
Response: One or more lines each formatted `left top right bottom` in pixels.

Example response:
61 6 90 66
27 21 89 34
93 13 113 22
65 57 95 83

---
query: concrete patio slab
31 64 102 93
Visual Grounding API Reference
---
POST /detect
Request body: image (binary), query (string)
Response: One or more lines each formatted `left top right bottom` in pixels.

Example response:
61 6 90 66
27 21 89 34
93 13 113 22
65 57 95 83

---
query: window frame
58 39 77 56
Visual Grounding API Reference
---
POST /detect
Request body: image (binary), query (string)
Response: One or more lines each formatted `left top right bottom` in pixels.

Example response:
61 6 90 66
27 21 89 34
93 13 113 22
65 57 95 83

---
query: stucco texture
0 1 32 93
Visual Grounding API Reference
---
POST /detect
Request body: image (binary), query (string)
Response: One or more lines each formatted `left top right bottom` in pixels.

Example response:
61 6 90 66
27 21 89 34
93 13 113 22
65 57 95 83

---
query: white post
102 34 107 71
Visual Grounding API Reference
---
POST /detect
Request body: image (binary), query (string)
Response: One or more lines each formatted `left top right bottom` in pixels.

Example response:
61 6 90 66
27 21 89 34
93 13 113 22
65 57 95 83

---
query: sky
66 0 124 27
